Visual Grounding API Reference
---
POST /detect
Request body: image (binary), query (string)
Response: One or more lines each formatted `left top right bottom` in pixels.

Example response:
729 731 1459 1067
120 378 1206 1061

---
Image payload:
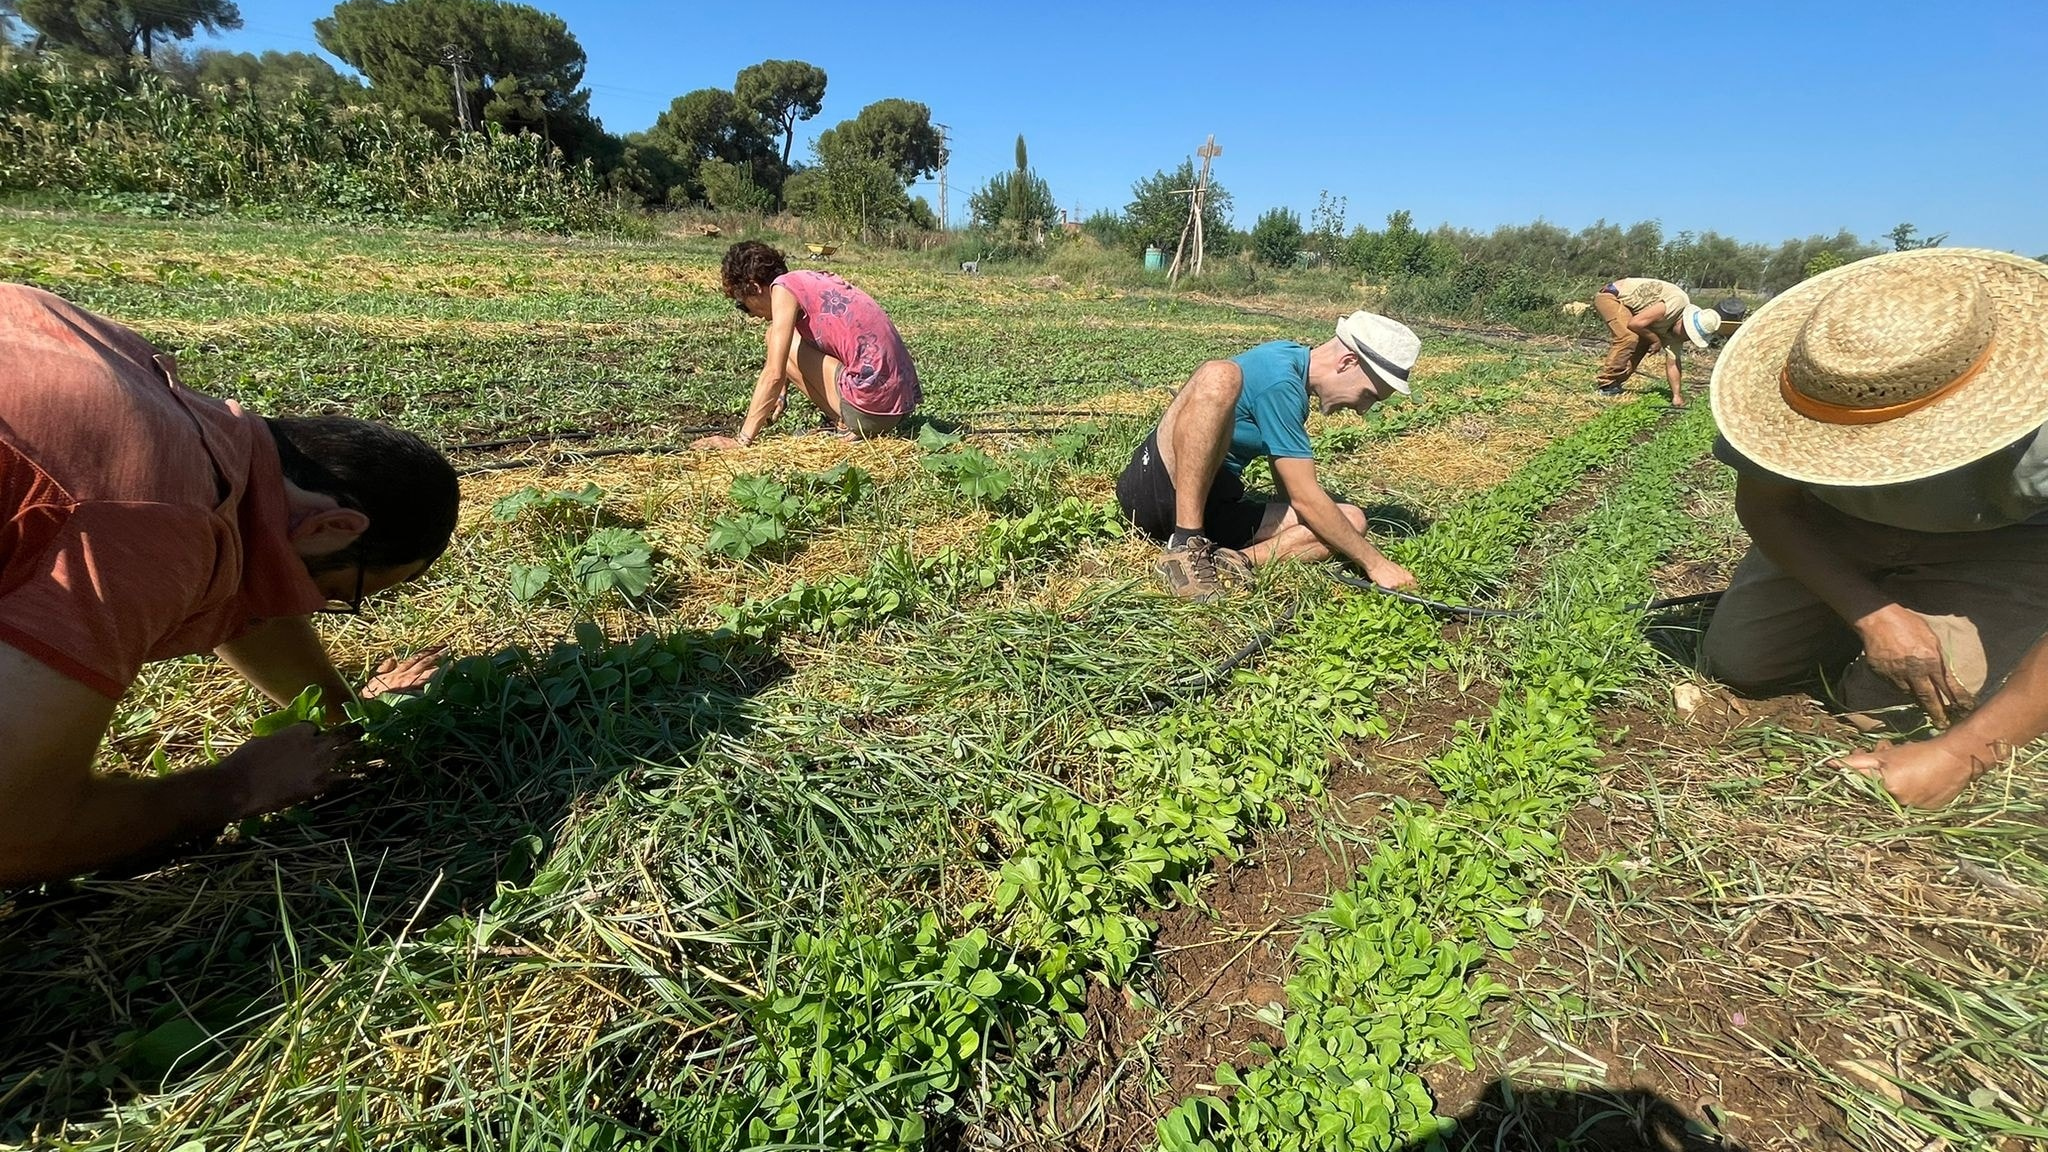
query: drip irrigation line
446 417 1132 474
454 436 722 476
1141 600 1301 714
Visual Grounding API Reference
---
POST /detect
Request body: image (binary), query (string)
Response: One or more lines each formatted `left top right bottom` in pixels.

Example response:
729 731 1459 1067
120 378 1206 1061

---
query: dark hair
265 417 460 572
721 240 789 299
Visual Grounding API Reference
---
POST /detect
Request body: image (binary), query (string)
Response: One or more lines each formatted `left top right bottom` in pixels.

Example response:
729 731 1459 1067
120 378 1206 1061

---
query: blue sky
206 1 2047 253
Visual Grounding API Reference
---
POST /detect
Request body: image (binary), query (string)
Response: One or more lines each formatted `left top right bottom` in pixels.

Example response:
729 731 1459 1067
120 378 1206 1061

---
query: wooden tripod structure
1167 135 1221 288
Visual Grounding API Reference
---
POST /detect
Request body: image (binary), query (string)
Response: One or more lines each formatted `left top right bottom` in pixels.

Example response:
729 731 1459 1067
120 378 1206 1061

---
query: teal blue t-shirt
1225 341 1315 474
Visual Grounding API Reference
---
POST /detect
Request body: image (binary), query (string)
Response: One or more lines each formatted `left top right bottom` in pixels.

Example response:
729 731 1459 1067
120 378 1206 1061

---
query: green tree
782 166 824 215
315 0 600 156
1804 249 1844 279
1250 206 1303 267
698 159 773 212
174 49 364 106
17 0 241 62
1887 221 1947 251
814 98 946 182
1080 208 1129 250
1124 160 1232 258
812 135 908 236
641 86 775 203
733 58 825 173
967 170 1057 256
1343 210 1456 279
604 132 685 206
1308 190 1346 260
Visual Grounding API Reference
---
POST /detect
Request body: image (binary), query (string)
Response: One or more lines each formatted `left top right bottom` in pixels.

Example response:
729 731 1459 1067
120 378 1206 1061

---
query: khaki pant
1592 290 1655 387
1700 505 2048 713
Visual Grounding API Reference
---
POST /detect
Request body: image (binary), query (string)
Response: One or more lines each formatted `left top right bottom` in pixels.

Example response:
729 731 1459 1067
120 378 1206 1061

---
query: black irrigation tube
446 411 1143 474
1330 572 1724 619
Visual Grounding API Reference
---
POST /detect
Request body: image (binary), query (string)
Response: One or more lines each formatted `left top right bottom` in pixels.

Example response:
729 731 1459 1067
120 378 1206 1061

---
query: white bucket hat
1681 305 1722 350
1335 310 1419 395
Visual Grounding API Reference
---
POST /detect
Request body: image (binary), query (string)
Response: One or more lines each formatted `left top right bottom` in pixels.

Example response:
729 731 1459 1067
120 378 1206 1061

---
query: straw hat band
1709 249 2048 488
1777 335 1996 425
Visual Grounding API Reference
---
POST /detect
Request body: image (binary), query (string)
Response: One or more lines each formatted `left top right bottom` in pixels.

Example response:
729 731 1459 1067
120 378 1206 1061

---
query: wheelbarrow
806 243 838 260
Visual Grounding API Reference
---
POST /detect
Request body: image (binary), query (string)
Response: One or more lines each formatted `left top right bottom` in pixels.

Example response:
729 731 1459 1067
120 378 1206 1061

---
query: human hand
1369 560 1418 592
221 722 364 819
365 649 442 696
1855 604 1975 726
693 434 744 451
766 386 788 423
1834 734 1997 808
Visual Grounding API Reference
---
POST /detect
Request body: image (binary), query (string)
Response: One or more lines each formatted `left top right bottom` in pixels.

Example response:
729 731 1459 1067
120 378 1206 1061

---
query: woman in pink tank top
695 241 922 449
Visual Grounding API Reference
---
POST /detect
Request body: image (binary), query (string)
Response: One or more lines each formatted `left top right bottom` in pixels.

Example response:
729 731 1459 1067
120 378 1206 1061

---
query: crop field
0 214 2043 1152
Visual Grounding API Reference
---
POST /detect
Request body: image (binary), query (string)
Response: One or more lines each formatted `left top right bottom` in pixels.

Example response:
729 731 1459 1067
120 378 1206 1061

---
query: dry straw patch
1361 424 1558 493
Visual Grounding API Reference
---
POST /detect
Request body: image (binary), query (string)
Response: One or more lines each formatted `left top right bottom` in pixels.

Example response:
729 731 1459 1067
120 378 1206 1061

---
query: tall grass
0 59 618 232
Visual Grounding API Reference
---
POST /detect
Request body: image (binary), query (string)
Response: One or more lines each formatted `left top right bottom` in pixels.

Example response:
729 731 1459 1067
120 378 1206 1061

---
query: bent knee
1185 360 1244 402
1700 627 1823 698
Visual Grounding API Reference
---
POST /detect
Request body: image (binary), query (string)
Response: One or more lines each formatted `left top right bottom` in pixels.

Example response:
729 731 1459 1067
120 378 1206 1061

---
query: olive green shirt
1715 426 2048 533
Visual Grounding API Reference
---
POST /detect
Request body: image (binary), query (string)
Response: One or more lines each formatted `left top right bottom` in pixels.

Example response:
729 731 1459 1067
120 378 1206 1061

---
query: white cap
1683 305 1723 350
1335 310 1419 395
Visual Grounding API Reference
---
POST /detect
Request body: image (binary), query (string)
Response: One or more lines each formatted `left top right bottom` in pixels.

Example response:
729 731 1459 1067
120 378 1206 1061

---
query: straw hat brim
1709 249 2048 487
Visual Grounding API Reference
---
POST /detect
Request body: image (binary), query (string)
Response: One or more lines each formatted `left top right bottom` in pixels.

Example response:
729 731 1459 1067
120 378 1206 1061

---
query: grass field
0 213 2041 1152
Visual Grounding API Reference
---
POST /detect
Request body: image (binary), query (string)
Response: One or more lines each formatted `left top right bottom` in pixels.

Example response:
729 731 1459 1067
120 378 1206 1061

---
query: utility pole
934 122 951 231
440 43 475 132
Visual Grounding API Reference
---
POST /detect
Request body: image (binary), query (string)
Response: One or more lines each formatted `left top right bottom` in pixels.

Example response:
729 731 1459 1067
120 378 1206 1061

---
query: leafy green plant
922 444 1015 508
705 464 871 562
491 482 605 524
569 527 657 598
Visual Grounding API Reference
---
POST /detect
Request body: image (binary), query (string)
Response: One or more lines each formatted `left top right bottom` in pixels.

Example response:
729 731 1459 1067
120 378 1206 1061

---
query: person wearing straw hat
1114 311 1422 600
1702 249 2048 808
1591 276 1722 405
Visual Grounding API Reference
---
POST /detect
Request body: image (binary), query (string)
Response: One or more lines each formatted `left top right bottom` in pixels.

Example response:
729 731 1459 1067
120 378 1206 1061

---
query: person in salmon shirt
0 284 460 886
694 241 923 449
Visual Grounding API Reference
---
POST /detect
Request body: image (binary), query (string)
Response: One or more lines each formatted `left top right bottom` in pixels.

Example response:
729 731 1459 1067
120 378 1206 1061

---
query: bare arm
1839 632 2048 807
1626 301 1669 334
1736 472 1890 622
215 616 355 720
735 284 802 445
1272 456 1412 587
0 641 354 886
1737 472 1971 722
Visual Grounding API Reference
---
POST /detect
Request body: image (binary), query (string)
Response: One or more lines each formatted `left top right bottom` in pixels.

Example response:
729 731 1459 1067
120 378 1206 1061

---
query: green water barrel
1144 246 1164 271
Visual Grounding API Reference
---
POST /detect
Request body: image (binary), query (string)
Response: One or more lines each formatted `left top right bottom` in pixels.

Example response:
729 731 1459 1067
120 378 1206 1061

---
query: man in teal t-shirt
1115 311 1425 600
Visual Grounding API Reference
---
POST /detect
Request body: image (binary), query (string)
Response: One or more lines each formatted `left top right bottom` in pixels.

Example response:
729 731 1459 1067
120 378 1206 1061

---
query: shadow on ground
1416 1080 1748 1152
0 626 785 1140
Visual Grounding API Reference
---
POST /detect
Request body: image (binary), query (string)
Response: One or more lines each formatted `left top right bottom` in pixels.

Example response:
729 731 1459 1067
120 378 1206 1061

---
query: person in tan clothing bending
1591 276 1721 405
1701 249 2048 809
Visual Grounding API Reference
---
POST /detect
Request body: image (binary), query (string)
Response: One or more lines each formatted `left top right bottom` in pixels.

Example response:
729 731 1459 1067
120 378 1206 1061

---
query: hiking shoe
1597 383 1624 397
1156 536 1250 601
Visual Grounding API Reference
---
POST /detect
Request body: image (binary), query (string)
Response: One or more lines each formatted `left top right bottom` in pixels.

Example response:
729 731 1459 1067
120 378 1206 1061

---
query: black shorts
1114 430 1268 550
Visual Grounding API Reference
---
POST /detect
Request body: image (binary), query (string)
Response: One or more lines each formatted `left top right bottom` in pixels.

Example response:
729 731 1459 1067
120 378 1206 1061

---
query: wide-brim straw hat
1711 248 2048 487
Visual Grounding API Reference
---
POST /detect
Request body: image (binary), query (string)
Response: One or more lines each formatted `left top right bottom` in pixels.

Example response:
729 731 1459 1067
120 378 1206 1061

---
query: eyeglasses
730 296 750 313
316 564 367 616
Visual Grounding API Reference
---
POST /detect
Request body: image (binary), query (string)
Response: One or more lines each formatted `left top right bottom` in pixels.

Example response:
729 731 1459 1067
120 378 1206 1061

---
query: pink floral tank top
772 270 921 417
